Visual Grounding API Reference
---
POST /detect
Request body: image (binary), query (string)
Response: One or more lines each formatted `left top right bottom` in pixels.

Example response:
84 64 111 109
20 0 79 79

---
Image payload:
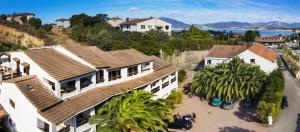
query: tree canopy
89 90 173 132
191 58 266 101
243 30 260 42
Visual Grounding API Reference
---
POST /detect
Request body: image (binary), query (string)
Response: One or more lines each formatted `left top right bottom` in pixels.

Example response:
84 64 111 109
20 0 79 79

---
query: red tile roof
248 43 277 62
206 45 249 58
120 18 152 25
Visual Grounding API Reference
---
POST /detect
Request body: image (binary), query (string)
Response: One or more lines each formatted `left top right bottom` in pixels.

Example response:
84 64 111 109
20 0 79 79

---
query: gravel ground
172 94 269 132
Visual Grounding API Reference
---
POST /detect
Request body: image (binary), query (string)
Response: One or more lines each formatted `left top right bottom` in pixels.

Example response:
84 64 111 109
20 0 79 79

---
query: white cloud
128 7 138 11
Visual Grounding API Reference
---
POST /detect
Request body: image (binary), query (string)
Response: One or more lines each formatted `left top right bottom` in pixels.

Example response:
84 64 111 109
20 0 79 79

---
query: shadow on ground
233 106 261 123
218 126 256 132
296 113 300 132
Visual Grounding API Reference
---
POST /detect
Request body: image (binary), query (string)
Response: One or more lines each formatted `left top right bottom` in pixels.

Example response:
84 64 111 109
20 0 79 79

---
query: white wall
108 19 123 27
238 50 278 73
137 18 172 35
56 21 70 28
204 57 227 66
0 83 39 132
9 51 59 96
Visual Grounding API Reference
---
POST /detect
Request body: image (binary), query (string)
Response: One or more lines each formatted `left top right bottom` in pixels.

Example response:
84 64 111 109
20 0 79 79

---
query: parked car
167 114 193 130
240 98 254 109
210 97 224 107
281 96 288 109
222 100 236 110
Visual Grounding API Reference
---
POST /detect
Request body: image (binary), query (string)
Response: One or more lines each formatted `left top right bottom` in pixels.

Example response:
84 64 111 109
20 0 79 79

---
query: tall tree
191 58 266 101
184 25 211 40
0 14 7 20
243 30 260 42
27 18 42 29
89 90 173 132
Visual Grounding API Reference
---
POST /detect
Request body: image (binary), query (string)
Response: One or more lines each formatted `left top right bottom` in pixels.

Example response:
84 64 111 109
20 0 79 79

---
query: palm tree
89 90 173 132
191 58 266 101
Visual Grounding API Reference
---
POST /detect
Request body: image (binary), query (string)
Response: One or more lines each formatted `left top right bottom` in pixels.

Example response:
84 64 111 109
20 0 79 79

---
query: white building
107 17 123 27
120 17 172 35
205 43 278 73
55 18 70 28
6 13 35 24
0 44 178 132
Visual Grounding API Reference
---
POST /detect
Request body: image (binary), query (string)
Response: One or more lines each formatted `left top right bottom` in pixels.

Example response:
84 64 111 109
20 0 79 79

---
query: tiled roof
120 18 152 25
107 49 153 68
40 65 177 124
255 36 285 43
4 75 61 111
56 18 69 22
7 13 35 17
63 45 153 69
206 45 249 58
149 56 171 71
25 48 95 81
248 43 277 62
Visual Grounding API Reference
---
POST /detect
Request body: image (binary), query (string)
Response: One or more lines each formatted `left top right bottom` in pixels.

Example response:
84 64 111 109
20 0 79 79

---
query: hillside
0 24 45 48
159 17 190 29
201 21 300 29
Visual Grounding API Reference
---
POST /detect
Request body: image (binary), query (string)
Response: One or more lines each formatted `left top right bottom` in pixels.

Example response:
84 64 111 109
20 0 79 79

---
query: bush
256 69 285 123
178 69 186 82
166 90 183 109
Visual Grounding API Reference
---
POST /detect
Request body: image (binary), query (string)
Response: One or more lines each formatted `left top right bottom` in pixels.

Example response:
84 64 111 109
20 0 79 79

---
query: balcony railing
61 86 76 95
76 117 89 127
109 75 121 81
128 71 138 77
171 77 176 83
58 126 70 132
162 82 169 89
151 87 160 93
96 78 105 83
1 72 22 80
141 68 150 72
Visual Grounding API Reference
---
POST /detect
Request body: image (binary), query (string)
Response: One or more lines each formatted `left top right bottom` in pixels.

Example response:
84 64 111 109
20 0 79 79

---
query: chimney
126 17 129 22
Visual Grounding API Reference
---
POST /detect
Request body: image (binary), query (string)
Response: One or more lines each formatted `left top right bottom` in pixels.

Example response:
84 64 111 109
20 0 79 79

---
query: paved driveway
269 71 300 132
173 94 268 132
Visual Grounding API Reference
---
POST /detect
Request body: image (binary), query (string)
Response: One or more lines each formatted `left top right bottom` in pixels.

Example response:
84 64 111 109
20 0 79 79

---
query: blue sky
0 0 300 24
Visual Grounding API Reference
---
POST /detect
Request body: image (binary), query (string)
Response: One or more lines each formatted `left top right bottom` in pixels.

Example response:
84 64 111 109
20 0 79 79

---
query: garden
190 57 285 124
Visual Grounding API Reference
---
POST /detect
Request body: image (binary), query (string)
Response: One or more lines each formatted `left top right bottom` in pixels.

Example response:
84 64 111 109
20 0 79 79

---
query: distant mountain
202 21 252 29
159 17 190 29
201 21 300 29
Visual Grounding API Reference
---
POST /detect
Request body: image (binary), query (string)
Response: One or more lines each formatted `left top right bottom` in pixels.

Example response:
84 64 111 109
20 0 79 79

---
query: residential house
107 17 123 27
55 18 70 28
120 17 172 35
205 43 278 73
6 13 35 24
255 36 285 46
0 44 178 132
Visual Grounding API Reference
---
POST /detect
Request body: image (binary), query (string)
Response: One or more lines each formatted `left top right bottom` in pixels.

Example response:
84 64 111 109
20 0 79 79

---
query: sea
173 27 299 37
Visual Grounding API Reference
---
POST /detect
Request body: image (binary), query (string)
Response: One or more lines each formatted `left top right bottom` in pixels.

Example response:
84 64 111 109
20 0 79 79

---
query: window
96 70 104 83
141 63 150 72
61 80 76 95
165 25 169 30
80 76 92 89
141 25 145 29
128 66 138 77
37 118 49 132
9 99 15 109
250 59 255 63
109 70 121 81
148 25 152 28
207 60 212 65
49 81 55 91
126 25 130 29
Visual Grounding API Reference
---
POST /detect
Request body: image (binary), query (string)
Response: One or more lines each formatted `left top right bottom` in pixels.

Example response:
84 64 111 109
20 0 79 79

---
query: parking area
172 94 269 132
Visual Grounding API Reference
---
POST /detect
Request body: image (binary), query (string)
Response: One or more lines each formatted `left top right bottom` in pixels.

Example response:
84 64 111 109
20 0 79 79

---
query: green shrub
256 69 285 123
166 90 183 109
178 69 186 82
